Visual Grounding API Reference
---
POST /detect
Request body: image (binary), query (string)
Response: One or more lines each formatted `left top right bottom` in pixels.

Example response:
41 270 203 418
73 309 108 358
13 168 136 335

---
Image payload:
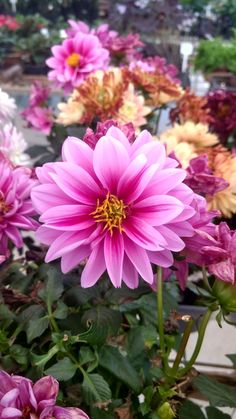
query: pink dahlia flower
0 156 37 257
21 106 53 136
32 127 197 288
0 371 89 419
46 32 109 91
28 81 51 107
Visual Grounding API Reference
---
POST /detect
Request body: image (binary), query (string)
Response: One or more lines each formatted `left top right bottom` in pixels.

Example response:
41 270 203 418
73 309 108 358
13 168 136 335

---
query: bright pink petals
32 126 199 288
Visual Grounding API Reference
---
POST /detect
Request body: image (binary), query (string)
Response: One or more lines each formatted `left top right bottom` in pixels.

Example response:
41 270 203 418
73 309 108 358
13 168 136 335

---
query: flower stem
202 267 212 293
178 308 212 377
170 316 194 377
157 266 169 372
47 303 60 333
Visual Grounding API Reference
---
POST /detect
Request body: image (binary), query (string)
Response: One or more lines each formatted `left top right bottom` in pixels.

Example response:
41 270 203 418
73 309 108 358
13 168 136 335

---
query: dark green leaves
82 373 112 404
99 345 142 393
45 357 77 380
193 375 236 407
38 266 64 305
179 400 231 419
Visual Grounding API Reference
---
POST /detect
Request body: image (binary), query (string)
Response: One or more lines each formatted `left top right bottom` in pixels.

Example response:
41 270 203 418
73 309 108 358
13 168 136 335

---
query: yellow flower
57 90 84 126
117 83 151 129
159 121 219 168
205 146 236 218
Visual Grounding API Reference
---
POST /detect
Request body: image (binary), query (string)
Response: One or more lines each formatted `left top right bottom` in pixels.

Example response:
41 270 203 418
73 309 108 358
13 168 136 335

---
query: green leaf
26 145 49 158
81 306 122 345
82 373 112 404
10 345 28 366
53 301 68 319
79 347 96 365
45 357 77 381
226 353 236 368
18 305 45 325
179 400 206 419
193 375 236 407
89 407 115 419
27 316 49 342
38 266 64 306
99 345 142 393
0 304 15 327
206 406 231 419
31 344 59 368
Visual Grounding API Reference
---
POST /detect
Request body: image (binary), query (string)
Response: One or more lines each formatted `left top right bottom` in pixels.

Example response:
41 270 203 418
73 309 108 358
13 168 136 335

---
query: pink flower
28 81 51 107
46 32 109 91
22 106 53 135
0 156 37 257
129 55 180 83
185 155 229 197
66 19 90 37
0 371 89 419
31 126 197 288
204 222 236 284
83 120 136 149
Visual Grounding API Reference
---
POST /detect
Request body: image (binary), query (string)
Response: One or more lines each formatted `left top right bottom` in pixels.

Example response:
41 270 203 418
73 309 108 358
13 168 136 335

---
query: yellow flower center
0 195 11 216
66 53 81 68
91 192 127 235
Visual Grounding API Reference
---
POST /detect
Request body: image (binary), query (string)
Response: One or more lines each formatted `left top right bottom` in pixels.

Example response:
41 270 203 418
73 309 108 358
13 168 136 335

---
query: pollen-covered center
0 193 11 216
91 192 127 235
66 52 81 68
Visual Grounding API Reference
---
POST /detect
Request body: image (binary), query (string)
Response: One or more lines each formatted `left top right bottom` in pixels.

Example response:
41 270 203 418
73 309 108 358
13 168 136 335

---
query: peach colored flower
159 122 218 168
57 90 85 126
203 145 236 218
117 83 151 129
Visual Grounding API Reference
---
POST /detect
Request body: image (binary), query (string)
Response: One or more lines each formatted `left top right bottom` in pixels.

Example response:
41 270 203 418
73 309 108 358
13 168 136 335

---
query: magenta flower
46 32 109 91
83 120 136 149
129 55 180 83
21 106 53 136
185 155 228 197
164 194 220 290
0 371 89 419
204 222 236 284
28 81 51 107
206 89 236 142
0 155 37 257
31 126 197 288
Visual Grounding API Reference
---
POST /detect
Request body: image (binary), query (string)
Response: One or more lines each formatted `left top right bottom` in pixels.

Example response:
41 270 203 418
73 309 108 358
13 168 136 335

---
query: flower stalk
157 266 169 373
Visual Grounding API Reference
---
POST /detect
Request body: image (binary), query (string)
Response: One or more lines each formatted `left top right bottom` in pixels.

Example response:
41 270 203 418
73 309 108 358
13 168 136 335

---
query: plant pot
206 70 236 89
3 52 24 68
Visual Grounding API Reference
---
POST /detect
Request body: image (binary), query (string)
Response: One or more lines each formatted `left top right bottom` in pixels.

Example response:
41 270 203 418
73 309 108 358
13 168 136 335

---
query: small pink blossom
32 126 198 288
46 32 109 91
185 155 229 197
0 155 37 257
204 222 236 284
22 106 53 135
28 81 51 107
0 371 89 419
83 120 136 149
129 55 180 83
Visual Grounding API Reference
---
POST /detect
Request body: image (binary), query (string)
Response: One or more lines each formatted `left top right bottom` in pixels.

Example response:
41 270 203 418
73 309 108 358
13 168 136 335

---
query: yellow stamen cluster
91 192 127 235
0 196 11 215
66 53 81 68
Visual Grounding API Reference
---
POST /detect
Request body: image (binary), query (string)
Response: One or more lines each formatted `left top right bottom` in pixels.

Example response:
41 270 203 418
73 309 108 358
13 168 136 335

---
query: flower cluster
170 89 213 125
57 68 151 129
0 14 20 30
0 371 89 419
206 89 236 142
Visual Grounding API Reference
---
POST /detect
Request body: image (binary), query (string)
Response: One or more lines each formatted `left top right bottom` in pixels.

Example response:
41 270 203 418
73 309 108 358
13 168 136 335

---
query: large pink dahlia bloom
0 156 37 256
0 371 89 418
46 32 109 91
31 127 197 288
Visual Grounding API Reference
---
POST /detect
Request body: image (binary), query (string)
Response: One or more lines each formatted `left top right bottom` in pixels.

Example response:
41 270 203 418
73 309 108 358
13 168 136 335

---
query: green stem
157 266 169 372
202 267 212 293
68 353 101 401
47 303 59 333
178 308 212 377
170 317 194 377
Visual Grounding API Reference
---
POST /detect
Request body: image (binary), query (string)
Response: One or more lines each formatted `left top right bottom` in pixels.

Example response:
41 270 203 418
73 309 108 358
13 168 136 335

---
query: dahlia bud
212 280 236 313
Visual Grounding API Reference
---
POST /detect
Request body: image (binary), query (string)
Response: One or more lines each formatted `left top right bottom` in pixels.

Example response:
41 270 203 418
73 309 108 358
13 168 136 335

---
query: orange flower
170 89 212 124
76 68 128 124
202 145 236 217
127 67 183 107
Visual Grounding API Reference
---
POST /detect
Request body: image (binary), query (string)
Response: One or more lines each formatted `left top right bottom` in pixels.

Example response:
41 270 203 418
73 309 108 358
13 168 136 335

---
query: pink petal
81 242 106 287
157 225 185 251
104 231 124 287
122 253 139 288
124 216 167 250
31 184 75 214
61 245 91 273
45 229 94 262
133 195 184 226
1 407 22 418
62 137 93 175
148 249 174 268
106 126 131 152
93 136 130 194
131 130 153 154
124 237 153 284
